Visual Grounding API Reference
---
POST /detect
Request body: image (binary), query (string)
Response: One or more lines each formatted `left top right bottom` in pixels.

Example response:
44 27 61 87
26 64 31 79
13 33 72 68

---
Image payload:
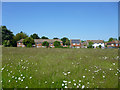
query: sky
2 2 118 41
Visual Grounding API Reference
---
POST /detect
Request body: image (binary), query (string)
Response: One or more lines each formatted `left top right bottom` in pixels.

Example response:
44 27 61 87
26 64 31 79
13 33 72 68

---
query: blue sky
2 2 118 41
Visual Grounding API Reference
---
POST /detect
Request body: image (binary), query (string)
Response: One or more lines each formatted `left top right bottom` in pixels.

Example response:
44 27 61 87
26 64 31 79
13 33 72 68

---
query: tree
2 26 14 43
53 37 59 39
87 41 94 48
42 41 49 48
1 26 14 46
41 36 49 39
61 37 70 45
23 37 35 47
14 31 28 42
65 39 70 46
30 33 40 39
53 41 61 47
99 45 102 48
108 37 117 42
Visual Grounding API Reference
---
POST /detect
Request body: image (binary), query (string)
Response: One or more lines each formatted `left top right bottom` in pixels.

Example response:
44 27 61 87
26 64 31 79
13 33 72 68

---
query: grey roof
70 39 81 43
34 39 62 43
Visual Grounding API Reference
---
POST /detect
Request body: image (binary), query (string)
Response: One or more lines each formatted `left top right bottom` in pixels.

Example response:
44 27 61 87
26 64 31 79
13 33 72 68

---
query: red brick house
70 39 81 48
17 39 63 48
17 39 25 47
106 40 120 48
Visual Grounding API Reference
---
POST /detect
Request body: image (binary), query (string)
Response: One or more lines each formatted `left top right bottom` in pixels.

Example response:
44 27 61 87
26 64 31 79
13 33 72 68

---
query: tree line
1 26 70 47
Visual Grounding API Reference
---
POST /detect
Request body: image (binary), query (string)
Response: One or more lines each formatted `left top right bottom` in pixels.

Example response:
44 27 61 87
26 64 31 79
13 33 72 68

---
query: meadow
1 47 119 88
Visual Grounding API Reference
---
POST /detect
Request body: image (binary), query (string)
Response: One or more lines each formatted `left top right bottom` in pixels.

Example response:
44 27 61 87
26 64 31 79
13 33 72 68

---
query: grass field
1 47 119 88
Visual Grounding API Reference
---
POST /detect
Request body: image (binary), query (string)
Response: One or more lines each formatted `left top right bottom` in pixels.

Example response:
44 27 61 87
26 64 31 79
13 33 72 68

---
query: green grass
1 47 119 88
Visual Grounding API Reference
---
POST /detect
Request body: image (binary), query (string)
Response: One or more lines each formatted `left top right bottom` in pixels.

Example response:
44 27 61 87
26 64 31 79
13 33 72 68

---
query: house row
17 39 120 48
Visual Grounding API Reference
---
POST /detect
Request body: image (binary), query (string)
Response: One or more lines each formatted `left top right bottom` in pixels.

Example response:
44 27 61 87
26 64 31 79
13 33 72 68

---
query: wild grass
1 47 119 88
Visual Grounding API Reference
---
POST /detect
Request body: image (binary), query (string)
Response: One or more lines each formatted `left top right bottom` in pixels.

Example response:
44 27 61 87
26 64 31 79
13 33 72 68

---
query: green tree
53 37 59 39
108 37 117 42
88 41 94 48
99 45 102 48
14 31 28 42
42 41 49 48
23 37 35 47
41 36 49 39
3 40 10 47
30 33 40 39
53 41 61 47
2 26 14 43
61 37 70 45
119 36 120 41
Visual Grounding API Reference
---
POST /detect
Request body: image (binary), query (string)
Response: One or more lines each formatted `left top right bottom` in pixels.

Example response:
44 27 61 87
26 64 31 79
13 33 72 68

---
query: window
116 44 118 46
77 43 79 45
73 43 75 45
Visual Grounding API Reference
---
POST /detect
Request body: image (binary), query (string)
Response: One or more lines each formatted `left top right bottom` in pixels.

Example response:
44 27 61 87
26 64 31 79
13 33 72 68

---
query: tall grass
2 47 119 88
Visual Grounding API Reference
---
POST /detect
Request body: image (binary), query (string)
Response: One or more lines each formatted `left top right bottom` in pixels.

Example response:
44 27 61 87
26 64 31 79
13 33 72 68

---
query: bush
27 43 32 47
99 45 102 48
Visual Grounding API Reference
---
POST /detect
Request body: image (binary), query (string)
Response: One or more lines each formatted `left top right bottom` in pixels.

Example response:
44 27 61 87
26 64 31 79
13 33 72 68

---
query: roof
107 40 120 44
17 39 24 43
86 40 104 43
70 39 81 43
34 39 62 43
18 39 62 43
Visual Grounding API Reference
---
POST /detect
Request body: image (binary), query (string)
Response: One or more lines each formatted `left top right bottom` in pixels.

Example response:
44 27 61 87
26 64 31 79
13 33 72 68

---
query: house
34 39 63 48
106 40 120 48
86 40 104 48
70 39 81 48
17 39 25 47
17 39 63 48
81 41 87 48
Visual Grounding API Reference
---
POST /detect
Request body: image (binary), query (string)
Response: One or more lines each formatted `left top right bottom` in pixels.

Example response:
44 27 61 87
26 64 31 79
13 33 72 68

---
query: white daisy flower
82 85 85 89
83 76 85 78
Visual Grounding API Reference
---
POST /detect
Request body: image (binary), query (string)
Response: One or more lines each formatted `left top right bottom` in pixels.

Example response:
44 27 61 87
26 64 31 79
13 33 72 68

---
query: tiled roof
17 39 62 43
86 40 104 43
34 39 62 43
70 39 81 43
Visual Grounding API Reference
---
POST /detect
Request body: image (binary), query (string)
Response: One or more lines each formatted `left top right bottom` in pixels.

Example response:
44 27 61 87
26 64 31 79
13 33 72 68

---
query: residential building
17 39 63 48
86 40 104 48
70 39 81 48
81 41 87 48
106 40 120 48
17 39 25 47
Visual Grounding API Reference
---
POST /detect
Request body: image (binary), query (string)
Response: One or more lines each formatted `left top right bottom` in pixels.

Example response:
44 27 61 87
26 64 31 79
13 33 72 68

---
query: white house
87 40 105 48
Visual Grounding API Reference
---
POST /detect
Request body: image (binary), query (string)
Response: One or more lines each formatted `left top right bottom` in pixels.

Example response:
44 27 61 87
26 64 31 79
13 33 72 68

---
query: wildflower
26 86 28 88
77 85 79 88
21 60 23 62
74 83 76 86
82 85 85 89
63 80 67 83
64 73 67 76
89 70 90 71
67 72 70 74
8 80 10 82
1 68 4 71
1 80 2 83
21 74 23 76
68 81 71 83
87 82 89 84
16 80 17 82
21 79 23 82
62 83 64 86
18 77 21 80
15 77 17 79
52 81 54 84
83 76 85 78
65 86 67 88
29 76 32 79
78 84 81 86
103 76 105 78
45 81 47 83
10 71 12 73
109 68 112 71
113 63 115 65
115 73 117 76
79 80 81 82
73 80 75 81
12 76 14 78
23 77 25 79
92 76 94 79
